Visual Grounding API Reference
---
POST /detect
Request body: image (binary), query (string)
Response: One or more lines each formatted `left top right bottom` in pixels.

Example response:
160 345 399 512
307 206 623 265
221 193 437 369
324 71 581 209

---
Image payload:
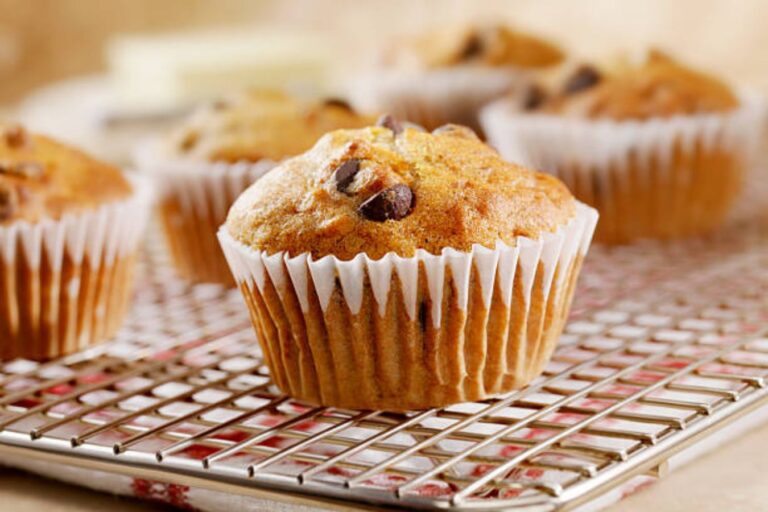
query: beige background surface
1 0 768 105
1 421 766 511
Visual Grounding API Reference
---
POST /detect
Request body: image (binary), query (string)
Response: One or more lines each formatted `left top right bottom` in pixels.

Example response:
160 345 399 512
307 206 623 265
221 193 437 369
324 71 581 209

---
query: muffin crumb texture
0 124 131 224
385 23 564 69
227 123 576 260
167 90 375 163
528 50 738 119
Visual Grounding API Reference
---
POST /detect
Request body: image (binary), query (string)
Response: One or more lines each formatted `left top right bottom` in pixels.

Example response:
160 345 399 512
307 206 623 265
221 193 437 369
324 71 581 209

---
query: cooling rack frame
0 220 767 512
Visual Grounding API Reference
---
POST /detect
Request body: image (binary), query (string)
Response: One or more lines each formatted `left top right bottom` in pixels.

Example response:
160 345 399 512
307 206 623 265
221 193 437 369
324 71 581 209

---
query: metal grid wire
0 215 767 511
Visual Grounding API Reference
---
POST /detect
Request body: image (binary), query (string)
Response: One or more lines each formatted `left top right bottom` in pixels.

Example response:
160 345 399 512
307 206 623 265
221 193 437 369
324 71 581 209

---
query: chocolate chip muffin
351 23 565 135
168 91 373 163
219 118 597 411
536 51 738 119
135 90 375 285
482 50 765 243
0 124 152 360
385 23 564 70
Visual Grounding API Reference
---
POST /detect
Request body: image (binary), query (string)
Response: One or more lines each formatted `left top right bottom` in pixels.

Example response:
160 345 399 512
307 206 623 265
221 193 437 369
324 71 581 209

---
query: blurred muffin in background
350 23 564 134
218 119 597 410
0 124 152 360
135 90 375 285
482 50 766 244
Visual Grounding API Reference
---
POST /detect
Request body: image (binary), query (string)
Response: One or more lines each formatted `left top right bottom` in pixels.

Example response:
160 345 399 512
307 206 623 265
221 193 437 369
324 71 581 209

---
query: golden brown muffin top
168 90 376 163
226 118 576 260
525 50 738 119
0 125 132 225
384 23 564 70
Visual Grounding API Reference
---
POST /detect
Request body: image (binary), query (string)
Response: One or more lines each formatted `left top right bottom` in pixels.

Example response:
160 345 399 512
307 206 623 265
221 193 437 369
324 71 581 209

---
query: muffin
135 90 375 285
350 23 564 134
0 124 152 360
218 119 597 411
481 50 766 243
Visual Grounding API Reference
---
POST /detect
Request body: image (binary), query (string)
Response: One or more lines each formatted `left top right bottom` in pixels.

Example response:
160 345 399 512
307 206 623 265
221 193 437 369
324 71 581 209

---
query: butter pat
107 29 332 113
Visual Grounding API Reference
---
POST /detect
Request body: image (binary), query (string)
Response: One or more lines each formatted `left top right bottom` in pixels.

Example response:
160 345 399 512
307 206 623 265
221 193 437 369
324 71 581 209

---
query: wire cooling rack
0 211 767 511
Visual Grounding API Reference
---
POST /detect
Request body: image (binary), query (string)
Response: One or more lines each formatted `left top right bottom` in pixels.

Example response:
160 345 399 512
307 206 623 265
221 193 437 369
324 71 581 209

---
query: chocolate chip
4 125 27 148
211 99 229 110
460 33 483 60
323 97 355 112
563 65 601 94
179 131 199 152
523 85 547 110
376 114 403 135
359 184 414 222
333 159 361 193
0 184 17 221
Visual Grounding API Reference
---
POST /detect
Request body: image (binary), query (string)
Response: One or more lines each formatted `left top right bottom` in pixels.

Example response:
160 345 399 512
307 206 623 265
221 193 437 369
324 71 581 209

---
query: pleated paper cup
349 66 528 135
218 203 597 411
134 141 277 286
0 173 153 361
481 92 766 244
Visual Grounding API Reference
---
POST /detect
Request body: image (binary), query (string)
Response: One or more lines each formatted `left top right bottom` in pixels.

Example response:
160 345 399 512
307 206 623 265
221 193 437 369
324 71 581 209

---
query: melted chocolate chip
0 184 17 221
523 85 547 110
4 125 27 148
563 65 601 94
323 97 355 112
333 159 361 193
359 184 414 222
376 114 403 135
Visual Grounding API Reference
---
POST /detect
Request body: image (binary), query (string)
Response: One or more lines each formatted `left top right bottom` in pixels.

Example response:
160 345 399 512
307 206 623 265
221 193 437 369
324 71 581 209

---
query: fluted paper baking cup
0 173 153 360
218 202 597 411
134 140 277 285
480 91 766 243
349 66 528 134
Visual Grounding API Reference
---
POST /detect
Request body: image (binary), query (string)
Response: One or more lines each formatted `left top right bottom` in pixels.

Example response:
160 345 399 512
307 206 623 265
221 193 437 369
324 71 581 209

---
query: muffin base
220 203 597 411
158 190 236 286
237 255 584 411
0 253 137 360
139 153 276 286
481 94 765 244
561 144 743 244
0 174 151 361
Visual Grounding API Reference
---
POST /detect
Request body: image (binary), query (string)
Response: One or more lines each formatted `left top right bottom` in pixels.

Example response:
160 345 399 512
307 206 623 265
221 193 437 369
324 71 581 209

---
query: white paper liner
0 173 152 269
480 91 765 172
218 202 597 409
133 139 277 284
134 140 277 227
0 172 153 358
349 66 529 132
219 203 597 327
480 91 766 242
